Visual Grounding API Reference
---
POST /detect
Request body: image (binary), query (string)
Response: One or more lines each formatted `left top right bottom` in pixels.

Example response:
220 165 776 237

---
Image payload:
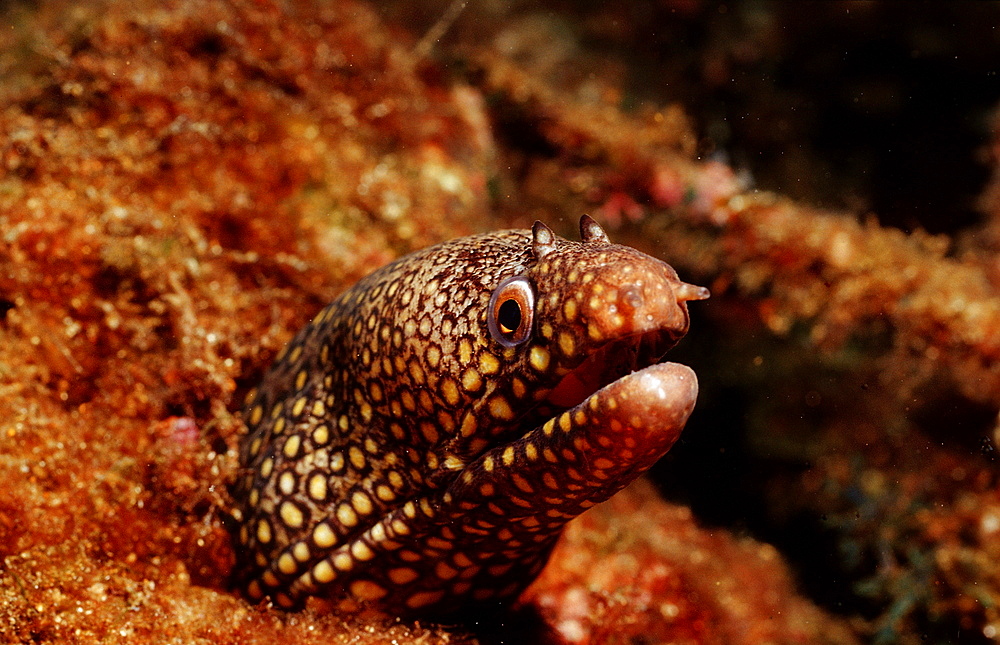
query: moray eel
234 215 708 615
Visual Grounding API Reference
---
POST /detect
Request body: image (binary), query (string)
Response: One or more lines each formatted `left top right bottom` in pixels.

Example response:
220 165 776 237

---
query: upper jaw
543 326 685 409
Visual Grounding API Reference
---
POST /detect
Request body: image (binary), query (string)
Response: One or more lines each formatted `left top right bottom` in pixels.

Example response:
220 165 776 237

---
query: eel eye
488 276 535 348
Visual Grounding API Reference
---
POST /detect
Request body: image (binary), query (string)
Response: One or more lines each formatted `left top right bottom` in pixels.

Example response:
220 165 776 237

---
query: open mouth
543 328 679 410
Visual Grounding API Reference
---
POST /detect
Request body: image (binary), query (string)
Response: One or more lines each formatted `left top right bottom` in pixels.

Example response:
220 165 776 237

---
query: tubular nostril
675 282 710 302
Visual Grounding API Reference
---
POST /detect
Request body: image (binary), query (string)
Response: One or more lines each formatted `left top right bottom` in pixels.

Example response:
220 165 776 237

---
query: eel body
234 215 708 615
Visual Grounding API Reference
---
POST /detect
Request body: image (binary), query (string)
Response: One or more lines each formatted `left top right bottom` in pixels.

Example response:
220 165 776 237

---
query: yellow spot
594 457 614 469
270 402 284 420
456 338 473 365
389 567 419 585
352 491 374 515
279 471 296 495
479 483 495 496
420 498 435 518
479 352 500 375
351 540 375 561
283 434 301 458
406 591 445 609
256 519 272 544
529 346 551 372
369 382 383 403
291 396 308 418
401 391 416 412
249 405 263 425
295 370 308 391
489 396 514 421
308 473 327 501
330 451 345 473
392 519 410 536
438 410 456 433
588 323 602 340
313 560 336 583
247 580 263 600
274 417 287 435
459 412 477 437
293 541 310 562
510 377 526 399
441 378 460 406
512 473 534 493
338 414 350 431
280 501 304 528
376 484 395 502
540 322 553 339
337 503 359 528
427 344 441 368
453 552 474 568
483 455 495 472
558 332 576 357
349 446 366 469
387 470 404 489
360 402 373 423
278 553 298 575
412 422 435 445
288 344 303 363
334 552 354 571
559 413 572 433
563 298 578 321
312 424 330 445
427 536 453 550
403 501 417 519
502 446 515 466
260 458 274 478
248 437 262 457
350 580 387 601
435 562 458 579
574 409 588 425
262 571 280 587
312 400 326 417
543 472 559 489
244 388 258 407
542 419 556 436
410 361 425 385
524 442 538 461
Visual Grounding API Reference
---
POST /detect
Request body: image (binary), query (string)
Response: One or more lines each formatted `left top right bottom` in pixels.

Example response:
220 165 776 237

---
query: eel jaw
543 327 681 409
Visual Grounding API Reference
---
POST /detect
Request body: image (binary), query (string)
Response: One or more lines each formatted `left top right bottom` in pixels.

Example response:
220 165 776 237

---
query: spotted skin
235 215 708 615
